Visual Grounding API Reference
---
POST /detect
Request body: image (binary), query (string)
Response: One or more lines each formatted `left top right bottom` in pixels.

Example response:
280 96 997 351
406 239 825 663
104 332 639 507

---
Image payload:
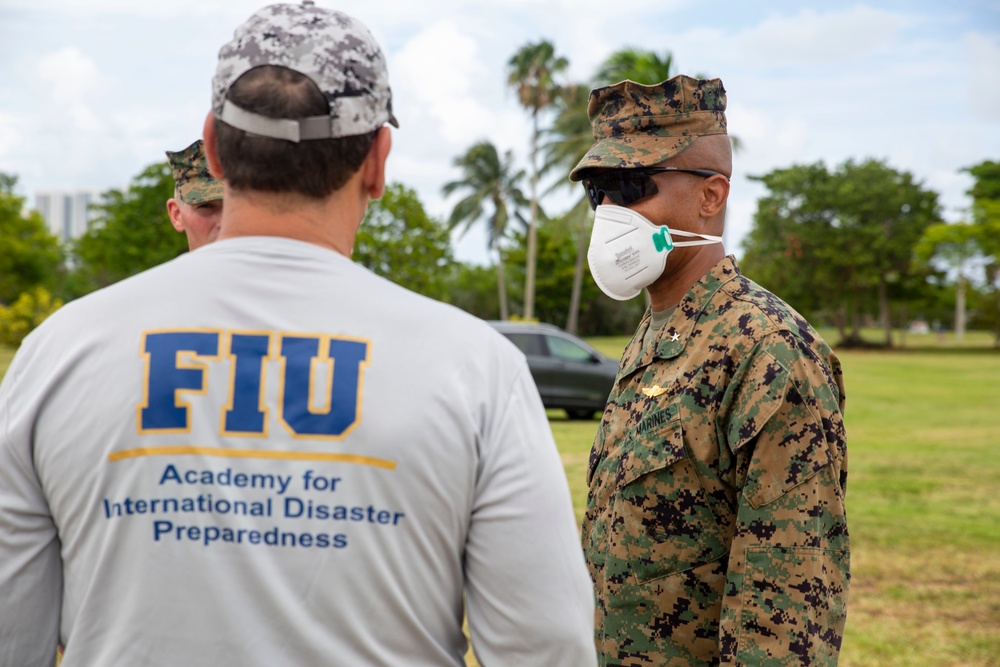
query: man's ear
202 112 224 180
166 199 185 233
362 126 392 200
700 175 730 218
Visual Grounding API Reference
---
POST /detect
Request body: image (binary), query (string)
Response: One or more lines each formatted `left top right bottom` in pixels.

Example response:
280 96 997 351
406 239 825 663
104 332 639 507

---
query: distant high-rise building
34 190 103 243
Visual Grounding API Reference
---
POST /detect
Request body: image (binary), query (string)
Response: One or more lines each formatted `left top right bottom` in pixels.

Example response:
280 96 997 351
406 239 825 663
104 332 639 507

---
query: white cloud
112 110 184 161
928 169 975 222
393 20 483 96
966 31 1000 120
37 47 105 132
732 6 911 66
392 20 493 145
6 0 256 20
775 120 809 153
37 47 103 95
387 154 454 207
728 105 810 175
0 113 27 159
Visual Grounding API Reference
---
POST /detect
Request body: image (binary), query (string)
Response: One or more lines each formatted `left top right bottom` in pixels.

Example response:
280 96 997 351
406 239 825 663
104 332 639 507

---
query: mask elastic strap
673 239 722 247
670 228 723 247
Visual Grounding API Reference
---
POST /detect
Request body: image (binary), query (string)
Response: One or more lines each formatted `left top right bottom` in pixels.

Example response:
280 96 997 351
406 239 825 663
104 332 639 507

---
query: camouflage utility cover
569 75 727 181
165 140 223 206
213 1 397 139
583 256 850 666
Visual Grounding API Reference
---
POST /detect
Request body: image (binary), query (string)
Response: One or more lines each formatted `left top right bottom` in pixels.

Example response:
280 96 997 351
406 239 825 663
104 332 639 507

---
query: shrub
0 287 64 346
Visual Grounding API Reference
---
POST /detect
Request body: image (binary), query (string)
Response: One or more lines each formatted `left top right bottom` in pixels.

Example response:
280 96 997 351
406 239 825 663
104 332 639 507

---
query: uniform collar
619 255 742 378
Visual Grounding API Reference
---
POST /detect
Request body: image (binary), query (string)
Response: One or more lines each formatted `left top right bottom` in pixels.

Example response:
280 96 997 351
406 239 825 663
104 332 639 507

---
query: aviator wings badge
641 385 667 398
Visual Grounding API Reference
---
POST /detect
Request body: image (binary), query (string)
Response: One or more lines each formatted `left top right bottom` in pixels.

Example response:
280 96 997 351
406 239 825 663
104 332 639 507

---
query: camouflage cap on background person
165 140 223 205
569 75 727 181
212 1 398 143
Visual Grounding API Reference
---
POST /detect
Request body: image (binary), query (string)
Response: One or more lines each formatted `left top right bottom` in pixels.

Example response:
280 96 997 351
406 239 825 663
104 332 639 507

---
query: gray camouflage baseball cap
212 1 398 142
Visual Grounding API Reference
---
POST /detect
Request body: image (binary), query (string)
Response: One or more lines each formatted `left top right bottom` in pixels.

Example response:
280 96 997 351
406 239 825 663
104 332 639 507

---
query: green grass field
3 332 998 666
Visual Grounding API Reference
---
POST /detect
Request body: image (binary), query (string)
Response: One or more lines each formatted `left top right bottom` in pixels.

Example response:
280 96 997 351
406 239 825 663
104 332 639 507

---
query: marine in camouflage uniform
570 76 850 665
165 139 224 250
166 140 223 207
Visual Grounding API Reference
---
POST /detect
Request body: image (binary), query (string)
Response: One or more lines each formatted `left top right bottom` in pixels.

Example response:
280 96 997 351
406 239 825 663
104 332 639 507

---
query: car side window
505 333 547 356
545 335 593 362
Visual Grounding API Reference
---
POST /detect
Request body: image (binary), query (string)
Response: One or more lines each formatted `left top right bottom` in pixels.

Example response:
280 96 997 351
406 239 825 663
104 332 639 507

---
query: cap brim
178 181 224 205
569 134 695 182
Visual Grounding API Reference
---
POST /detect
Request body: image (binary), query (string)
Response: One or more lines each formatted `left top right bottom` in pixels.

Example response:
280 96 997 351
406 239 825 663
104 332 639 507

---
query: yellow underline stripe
108 446 396 470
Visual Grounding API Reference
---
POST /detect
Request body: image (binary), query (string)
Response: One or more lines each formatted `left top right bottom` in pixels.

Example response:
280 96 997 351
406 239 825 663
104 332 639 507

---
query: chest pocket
614 416 728 585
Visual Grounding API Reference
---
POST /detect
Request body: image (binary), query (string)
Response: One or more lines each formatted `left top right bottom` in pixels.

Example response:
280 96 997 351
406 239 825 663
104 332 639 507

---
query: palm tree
442 140 529 321
506 40 569 322
543 83 600 334
594 47 675 87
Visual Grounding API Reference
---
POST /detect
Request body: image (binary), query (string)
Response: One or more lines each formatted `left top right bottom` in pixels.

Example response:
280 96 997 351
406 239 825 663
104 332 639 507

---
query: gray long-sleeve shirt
0 236 596 667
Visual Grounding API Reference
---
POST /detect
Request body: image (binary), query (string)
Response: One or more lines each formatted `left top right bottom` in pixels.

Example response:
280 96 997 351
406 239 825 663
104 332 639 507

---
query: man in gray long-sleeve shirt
0 3 596 665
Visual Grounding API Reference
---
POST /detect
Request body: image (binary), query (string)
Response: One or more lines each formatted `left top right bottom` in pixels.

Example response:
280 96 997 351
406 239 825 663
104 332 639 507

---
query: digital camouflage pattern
165 140 223 206
213 1 397 139
582 256 850 666
569 76 727 181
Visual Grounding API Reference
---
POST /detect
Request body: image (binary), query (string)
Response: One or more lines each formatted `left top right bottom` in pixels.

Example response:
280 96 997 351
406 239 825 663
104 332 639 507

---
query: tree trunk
899 302 908 349
988 265 1000 349
566 201 589 334
850 300 862 344
833 306 847 344
523 112 539 321
878 277 892 348
497 251 509 321
994 292 1000 349
955 273 966 343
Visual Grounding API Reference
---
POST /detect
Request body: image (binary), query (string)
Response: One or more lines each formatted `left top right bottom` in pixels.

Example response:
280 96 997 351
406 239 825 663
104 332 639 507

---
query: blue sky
1 0 998 264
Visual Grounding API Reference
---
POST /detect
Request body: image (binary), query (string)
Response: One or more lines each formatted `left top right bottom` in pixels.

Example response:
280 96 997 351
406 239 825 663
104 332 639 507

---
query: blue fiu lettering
139 331 220 432
138 330 370 438
222 333 271 436
279 336 370 438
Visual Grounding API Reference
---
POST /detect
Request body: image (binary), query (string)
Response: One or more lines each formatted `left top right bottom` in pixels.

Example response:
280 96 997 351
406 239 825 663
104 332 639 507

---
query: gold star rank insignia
641 385 667 398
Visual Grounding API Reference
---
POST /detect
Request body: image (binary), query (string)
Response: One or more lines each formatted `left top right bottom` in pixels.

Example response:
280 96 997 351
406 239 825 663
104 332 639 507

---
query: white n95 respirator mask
587 204 723 301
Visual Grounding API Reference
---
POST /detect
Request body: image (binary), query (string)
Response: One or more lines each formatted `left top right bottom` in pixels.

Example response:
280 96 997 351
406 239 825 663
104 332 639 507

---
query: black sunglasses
583 167 728 210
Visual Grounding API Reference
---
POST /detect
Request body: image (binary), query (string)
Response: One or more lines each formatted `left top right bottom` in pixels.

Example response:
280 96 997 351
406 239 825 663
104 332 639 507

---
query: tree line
741 160 1000 347
1 43 998 348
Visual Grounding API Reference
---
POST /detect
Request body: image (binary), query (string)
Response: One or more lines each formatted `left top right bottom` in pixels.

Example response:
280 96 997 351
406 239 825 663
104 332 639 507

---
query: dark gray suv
488 321 619 420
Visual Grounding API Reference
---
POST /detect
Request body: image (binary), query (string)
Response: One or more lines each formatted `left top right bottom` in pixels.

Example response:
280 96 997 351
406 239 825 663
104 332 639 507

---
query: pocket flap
619 417 685 486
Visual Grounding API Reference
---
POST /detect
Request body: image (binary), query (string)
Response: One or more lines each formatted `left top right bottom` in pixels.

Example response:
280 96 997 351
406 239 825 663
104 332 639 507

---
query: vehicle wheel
565 408 596 421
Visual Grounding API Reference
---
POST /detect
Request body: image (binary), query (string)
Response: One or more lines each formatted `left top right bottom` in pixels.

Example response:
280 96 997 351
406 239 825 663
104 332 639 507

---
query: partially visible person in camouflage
570 75 850 666
165 139 224 250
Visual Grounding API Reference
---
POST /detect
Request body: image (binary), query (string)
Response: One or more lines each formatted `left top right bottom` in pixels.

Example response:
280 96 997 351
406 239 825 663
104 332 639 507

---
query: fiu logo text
137 329 370 439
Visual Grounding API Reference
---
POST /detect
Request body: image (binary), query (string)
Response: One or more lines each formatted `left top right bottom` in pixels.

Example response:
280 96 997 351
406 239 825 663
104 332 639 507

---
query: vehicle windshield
546 335 595 361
